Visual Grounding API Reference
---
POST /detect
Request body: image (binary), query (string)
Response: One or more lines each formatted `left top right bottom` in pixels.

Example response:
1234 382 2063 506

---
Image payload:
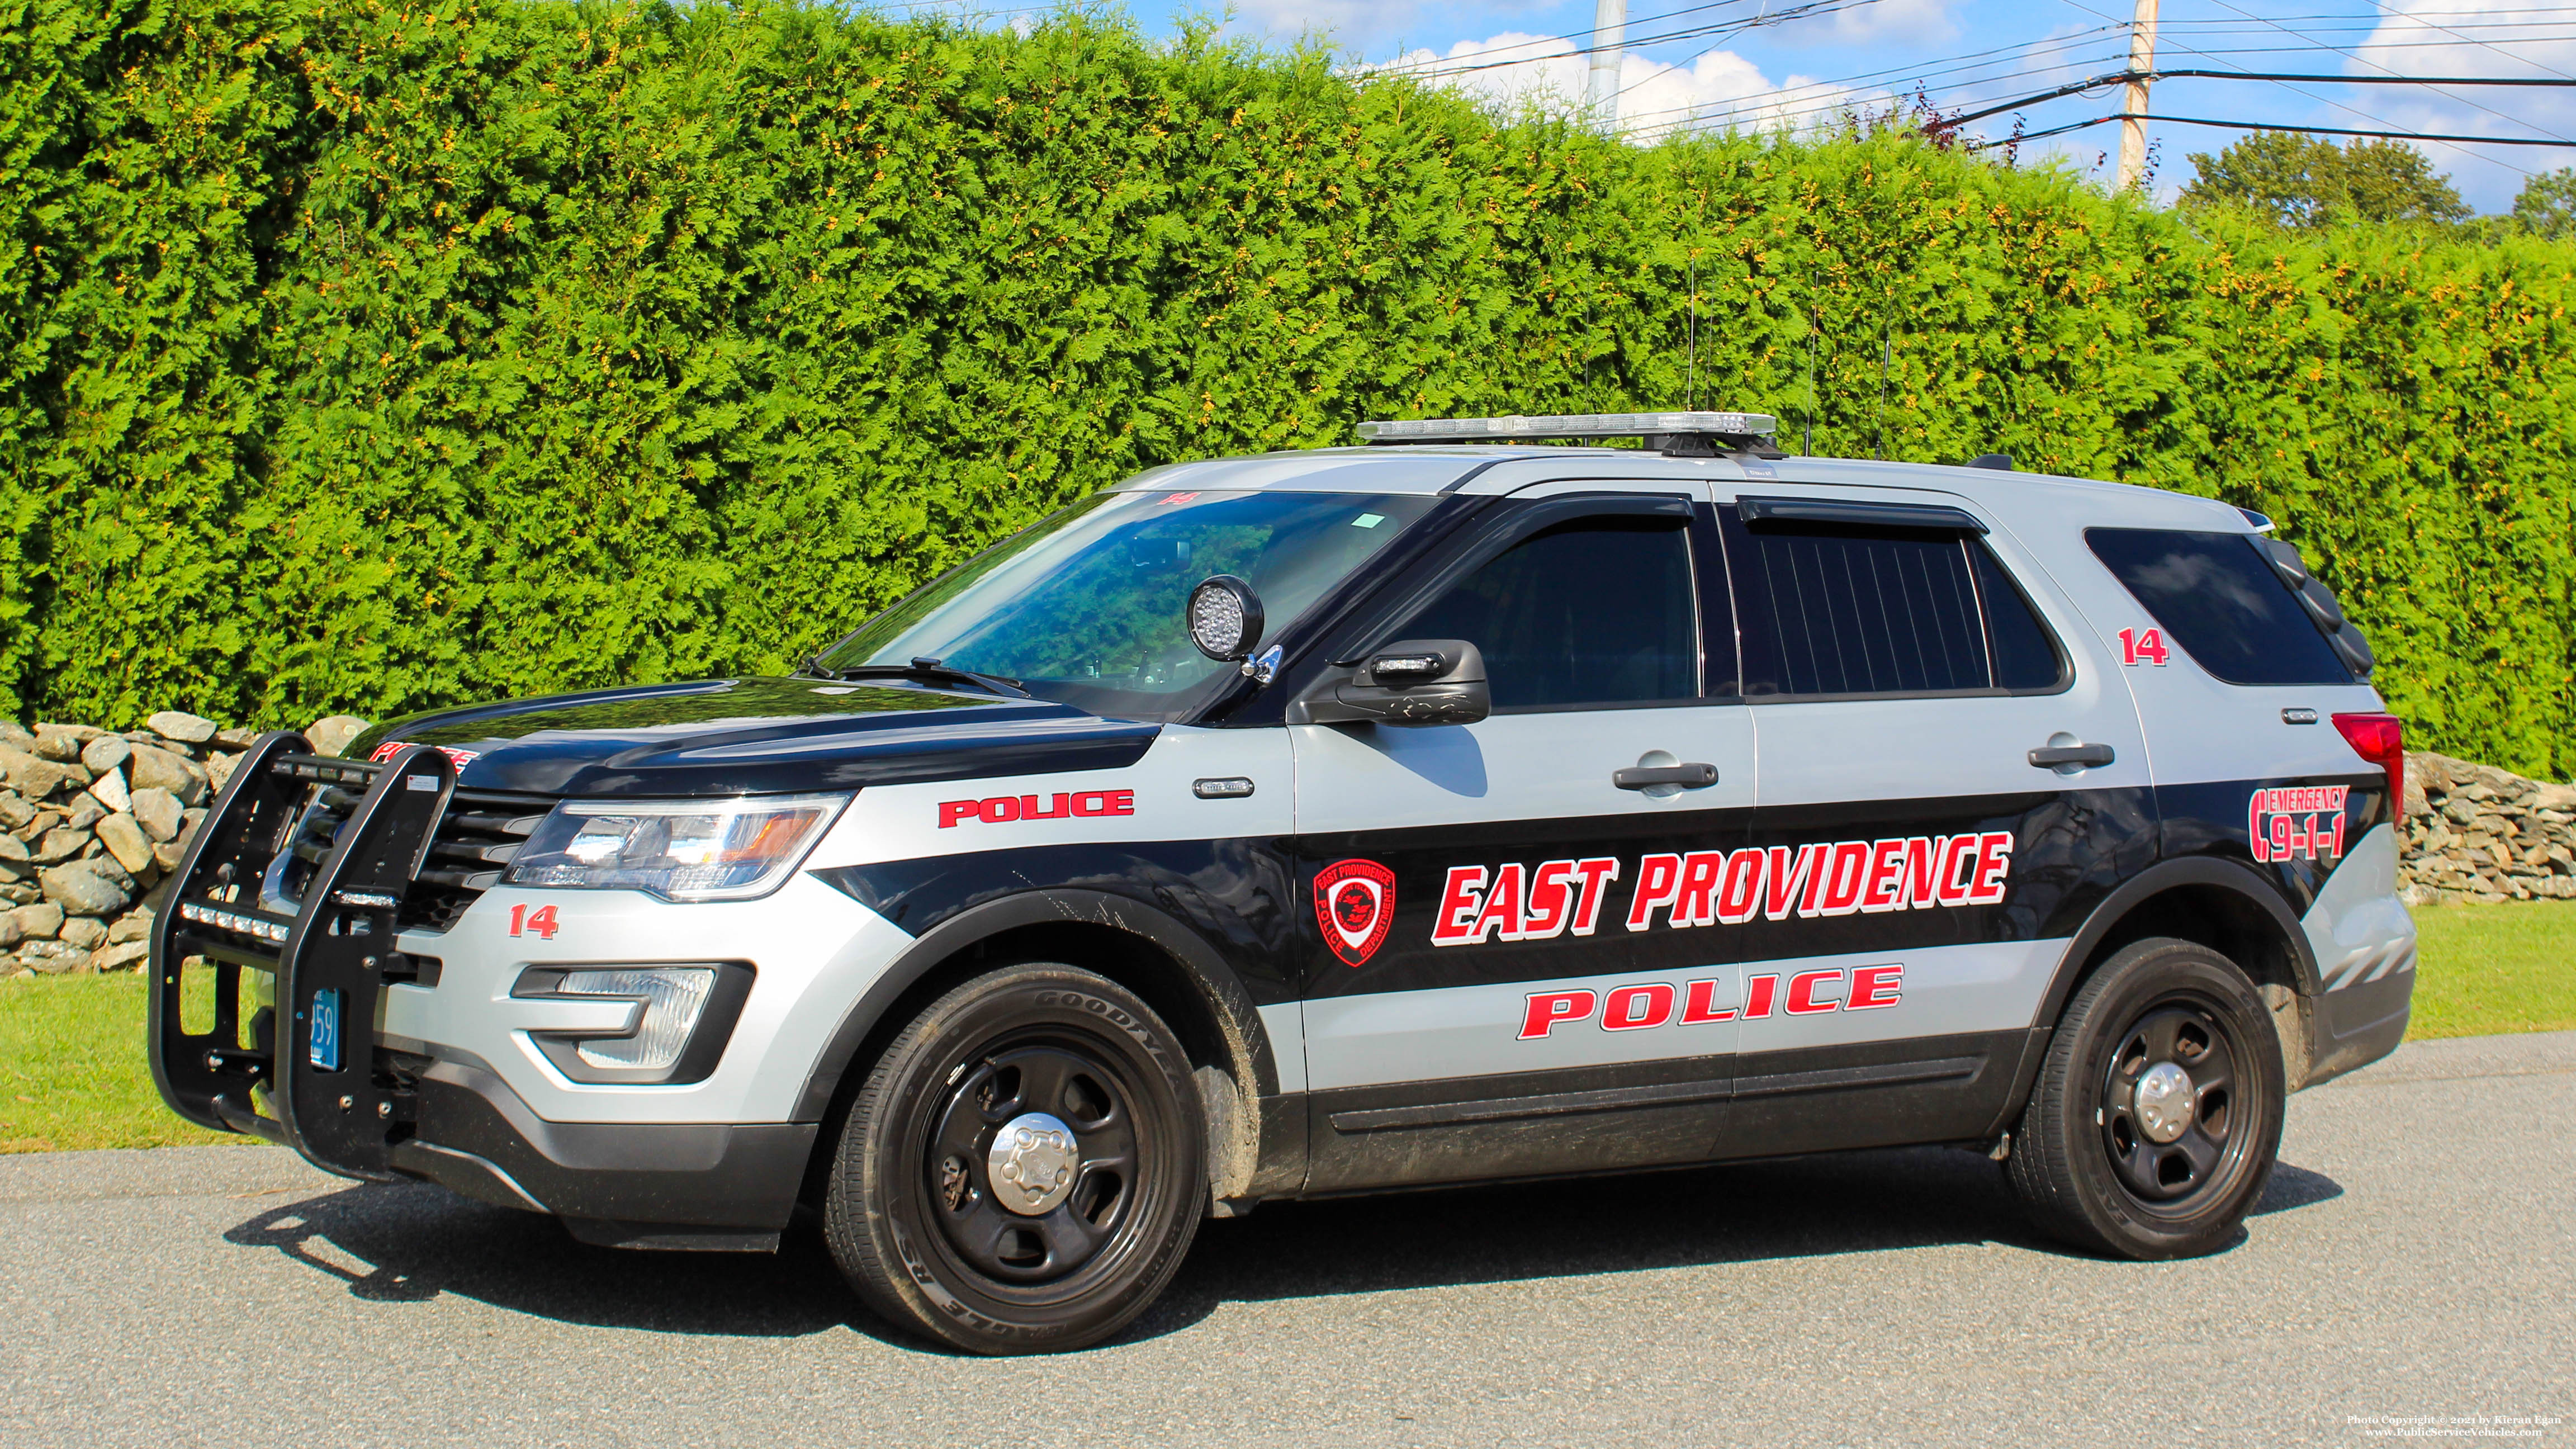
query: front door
1289 484 1758 1192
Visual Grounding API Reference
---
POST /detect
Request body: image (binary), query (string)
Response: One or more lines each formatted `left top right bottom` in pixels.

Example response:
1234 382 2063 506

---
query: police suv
150 411 2414 1354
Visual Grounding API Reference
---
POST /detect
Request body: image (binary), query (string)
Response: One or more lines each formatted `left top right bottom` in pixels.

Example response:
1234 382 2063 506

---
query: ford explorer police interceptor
149 411 2414 1354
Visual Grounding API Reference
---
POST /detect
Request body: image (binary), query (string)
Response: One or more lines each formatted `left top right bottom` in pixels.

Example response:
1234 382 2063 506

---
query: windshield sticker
1431 835 2009 948
1315 859 1398 967
938 789 1135 829
2250 785 2350 863
1518 965 1905 1039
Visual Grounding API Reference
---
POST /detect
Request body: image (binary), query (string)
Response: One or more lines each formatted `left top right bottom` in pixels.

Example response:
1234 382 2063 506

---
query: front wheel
2006 937 2286 1259
823 963 1206 1353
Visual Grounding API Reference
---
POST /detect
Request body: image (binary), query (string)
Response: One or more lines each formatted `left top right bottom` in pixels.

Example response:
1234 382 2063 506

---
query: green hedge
6 0 2575 774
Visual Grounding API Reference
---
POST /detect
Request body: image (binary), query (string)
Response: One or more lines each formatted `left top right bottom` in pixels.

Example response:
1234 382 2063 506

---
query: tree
2177 131 2471 228
2515 168 2576 238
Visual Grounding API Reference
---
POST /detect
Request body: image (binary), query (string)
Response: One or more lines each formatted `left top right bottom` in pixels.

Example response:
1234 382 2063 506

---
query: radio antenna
1876 324 1891 461
1805 308 1817 457
1685 252 1698 413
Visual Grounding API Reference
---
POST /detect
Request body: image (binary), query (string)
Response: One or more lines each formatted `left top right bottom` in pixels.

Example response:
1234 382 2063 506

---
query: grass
0 969 247 1153
2407 897 2576 1039
2 897 2570 1153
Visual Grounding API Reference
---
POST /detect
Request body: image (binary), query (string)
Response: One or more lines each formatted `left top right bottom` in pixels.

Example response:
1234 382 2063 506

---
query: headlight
514 963 754 1085
504 793 849 902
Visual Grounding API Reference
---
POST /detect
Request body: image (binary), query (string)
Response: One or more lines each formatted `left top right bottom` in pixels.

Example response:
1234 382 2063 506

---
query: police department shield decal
1314 859 1396 967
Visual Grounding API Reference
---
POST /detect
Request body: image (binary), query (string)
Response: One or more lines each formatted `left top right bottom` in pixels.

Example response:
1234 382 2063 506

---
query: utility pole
2116 0 2159 193
1586 0 1626 136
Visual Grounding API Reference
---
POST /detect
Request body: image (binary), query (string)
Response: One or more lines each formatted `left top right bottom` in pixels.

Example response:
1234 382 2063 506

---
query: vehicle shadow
224 1185 889 1342
222 1147 2347 1353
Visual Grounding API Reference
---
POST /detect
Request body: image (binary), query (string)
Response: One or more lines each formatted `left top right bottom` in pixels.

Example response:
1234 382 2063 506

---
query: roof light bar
1356 411 1778 446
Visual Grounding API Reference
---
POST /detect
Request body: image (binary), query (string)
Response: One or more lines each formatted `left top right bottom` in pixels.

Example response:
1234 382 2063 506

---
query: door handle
1614 763 1719 790
2028 743 2115 769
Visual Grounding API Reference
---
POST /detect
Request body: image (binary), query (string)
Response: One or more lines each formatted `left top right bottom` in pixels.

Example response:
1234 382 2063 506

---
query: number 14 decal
508 903 561 939
2118 627 2171 667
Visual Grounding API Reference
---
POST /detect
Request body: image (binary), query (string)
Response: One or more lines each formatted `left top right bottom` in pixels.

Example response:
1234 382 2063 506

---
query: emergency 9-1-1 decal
1431 834 2011 947
1315 859 1398 967
2250 785 2350 864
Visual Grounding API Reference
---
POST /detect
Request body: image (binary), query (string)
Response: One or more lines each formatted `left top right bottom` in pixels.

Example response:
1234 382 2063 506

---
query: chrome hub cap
987 1111 1078 1215
2133 1060 2196 1143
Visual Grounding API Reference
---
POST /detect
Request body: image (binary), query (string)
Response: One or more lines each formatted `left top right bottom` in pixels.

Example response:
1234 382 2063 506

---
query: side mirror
1289 640 1490 728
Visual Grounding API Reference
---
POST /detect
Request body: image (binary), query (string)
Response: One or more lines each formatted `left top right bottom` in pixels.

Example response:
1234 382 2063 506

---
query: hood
344 677 1161 797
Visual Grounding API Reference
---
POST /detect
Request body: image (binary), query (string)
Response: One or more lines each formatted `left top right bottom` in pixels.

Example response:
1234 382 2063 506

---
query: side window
1726 512 2068 698
1975 544 2067 691
1398 517 1699 709
2085 528 2354 686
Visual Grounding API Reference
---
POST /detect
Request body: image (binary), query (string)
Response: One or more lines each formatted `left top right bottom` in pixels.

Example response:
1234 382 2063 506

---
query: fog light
557 968 716 1072
514 963 753 1085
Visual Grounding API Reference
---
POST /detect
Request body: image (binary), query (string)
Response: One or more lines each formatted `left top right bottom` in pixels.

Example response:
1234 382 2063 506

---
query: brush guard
147 735 457 1180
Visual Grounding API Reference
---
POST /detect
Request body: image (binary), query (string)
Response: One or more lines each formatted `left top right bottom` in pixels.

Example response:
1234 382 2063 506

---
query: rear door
1718 481 2155 1158
1289 480 1757 1192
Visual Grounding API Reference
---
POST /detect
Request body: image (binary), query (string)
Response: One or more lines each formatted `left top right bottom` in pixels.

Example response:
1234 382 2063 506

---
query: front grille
286 769 550 933
407 790 550 931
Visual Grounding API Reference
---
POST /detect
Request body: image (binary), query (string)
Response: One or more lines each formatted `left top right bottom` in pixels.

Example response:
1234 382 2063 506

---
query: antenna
1805 308 1817 457
1686 253 1697 413
1876 325 1891 461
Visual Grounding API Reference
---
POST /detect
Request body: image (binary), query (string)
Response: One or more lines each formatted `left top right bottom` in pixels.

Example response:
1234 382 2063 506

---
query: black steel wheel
2006 936 2285 1259
824 963 1205 1354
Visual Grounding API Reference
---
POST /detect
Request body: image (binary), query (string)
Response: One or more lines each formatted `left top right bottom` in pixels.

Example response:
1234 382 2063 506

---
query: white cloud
1374 31 1855 141
2342 2 2576 210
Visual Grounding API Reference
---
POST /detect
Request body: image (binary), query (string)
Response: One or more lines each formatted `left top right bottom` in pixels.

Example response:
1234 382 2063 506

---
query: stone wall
1 714 364 977
0 718 2558 976
2398 752 2576 905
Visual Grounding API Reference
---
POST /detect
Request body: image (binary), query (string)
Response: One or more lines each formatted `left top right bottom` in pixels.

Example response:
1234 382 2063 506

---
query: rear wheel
2006 937 2285 1259
823 963 1205 1353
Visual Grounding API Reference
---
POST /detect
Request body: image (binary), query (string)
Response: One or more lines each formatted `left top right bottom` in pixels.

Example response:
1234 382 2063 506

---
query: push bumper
149 734 462 1178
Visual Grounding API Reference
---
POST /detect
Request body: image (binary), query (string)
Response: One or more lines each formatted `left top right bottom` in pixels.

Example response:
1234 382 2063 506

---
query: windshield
817 489 1439 718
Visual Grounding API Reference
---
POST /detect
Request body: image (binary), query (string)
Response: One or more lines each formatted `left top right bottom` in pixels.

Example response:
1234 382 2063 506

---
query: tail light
2332 712 2404 806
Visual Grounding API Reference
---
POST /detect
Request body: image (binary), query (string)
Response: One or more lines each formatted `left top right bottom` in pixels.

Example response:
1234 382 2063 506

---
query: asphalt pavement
3 1031 2570 1448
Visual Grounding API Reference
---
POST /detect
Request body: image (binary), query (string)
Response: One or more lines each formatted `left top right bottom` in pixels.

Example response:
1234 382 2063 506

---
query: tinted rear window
2085 528 2354 686
1726 517 2068 697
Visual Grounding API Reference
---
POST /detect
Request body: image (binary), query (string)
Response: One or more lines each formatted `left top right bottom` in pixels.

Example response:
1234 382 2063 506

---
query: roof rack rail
1356 411 1783 458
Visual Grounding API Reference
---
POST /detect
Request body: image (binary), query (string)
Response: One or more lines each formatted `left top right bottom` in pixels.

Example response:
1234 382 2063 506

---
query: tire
2005 936 2286 1259
823 963 1206 1354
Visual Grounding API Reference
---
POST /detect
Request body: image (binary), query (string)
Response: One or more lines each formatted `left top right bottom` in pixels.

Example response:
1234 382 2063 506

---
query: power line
1617 20 2120 115
1369 0 1769 75
1622 27 2129 130
2199 0 2573 145
1383 0 1879 84
1943 67 2576 134
1965 111 2576 152
2053 0 2544 180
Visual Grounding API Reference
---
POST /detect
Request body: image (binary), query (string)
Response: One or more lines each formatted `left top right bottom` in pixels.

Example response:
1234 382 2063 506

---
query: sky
940 0 2576 213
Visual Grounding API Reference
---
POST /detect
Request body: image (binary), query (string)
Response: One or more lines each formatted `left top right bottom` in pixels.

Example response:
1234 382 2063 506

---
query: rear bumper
2304 968 2414 1088
390 1055 816 1250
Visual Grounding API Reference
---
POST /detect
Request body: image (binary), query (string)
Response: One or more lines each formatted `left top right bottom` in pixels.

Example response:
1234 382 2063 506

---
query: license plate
309 988 343 1072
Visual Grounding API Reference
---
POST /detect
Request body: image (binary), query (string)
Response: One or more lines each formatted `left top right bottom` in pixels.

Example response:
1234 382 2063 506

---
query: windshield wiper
802 655 1030 699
